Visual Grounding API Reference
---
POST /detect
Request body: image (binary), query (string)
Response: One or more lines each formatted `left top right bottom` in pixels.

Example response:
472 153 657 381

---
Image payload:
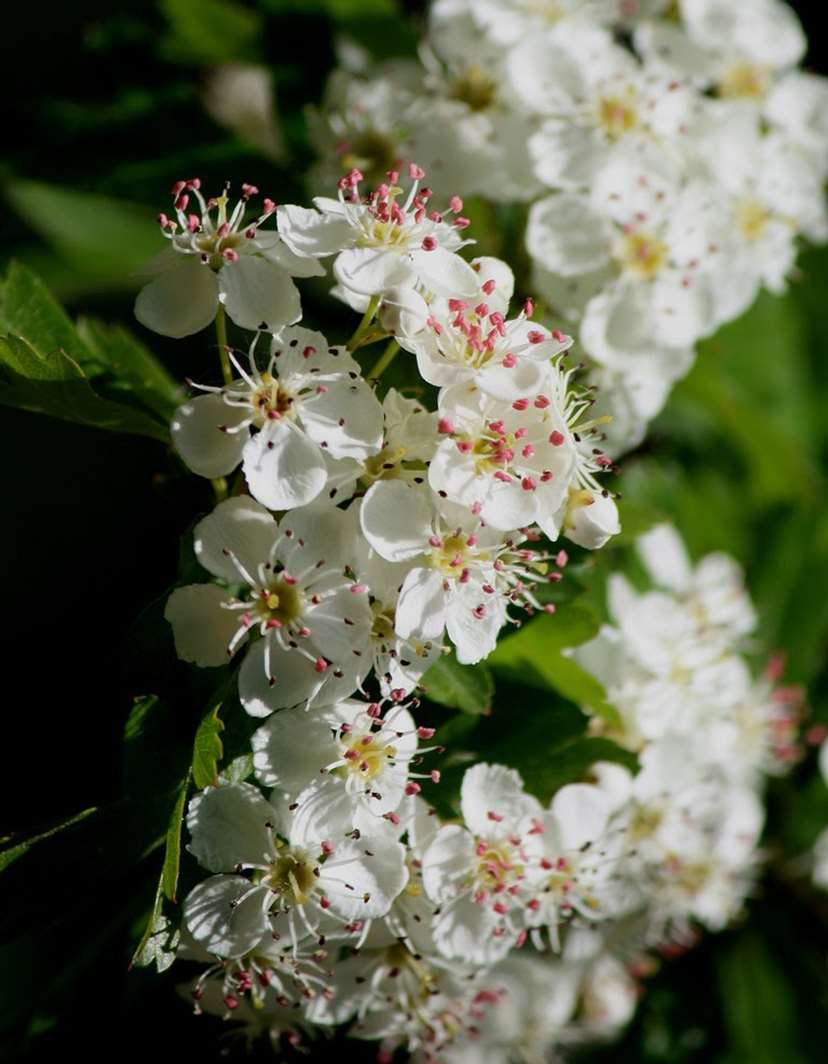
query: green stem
211 476 228 503
215 304 232 386
367 339 400 382
346 295 381 352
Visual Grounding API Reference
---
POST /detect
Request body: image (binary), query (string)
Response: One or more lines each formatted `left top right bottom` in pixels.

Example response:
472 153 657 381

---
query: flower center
266 849 317 906
718 60 769 100
340 733 398 781
429 533 475 576
251 372 295 422
473 839 524 897
254 577 304 625
197 230 244 270
361 444 409 484
734 196 771 241
370 601 397 643
448 65 498 111
617 231 668 279
358 213 411 250
598 93 638 139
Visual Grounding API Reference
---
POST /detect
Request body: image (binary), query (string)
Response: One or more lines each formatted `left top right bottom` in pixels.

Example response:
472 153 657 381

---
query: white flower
182 781 409 956
135 180 321 338
527 144 724 367
429 380 576 537
164 497 372 715
170 326 384 508
360 481 561 664
421 763 546 964
404 258 574 400
250 696 433 836
562 487 621 549
278 165 479 301
507 21 700 190
635 0 806 106
453 0 624 47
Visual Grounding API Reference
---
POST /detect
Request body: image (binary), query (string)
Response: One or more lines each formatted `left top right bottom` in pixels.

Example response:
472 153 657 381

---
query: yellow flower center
370 601 397 643
429 534 474 576
341 131 400 187
734 196 772 241
251 372 295 423
255 577 304 625
266 849 317 906
598 93 638 139
339 733 398 782
618 231 669 279
719 60 770 100
361 444 408 484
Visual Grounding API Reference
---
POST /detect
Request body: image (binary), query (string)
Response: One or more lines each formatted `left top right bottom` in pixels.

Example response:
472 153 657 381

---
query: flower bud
563 488 620 550
378 286 429 338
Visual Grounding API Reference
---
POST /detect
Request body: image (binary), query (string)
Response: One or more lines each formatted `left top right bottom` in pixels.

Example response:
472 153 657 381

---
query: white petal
241 419 327 511
193 496 279 583
421 824 475 905
316 835 408 920
446 583 505 664
635 523 692 592
239 635 361 717
186 781 276 871
251 705 341 792
276 203 351 257
134 258 219 338
164 584 240 667
548 784 611 853
360 481 431 562
183 875 270 958
301 379 384 459
333 247 411 295
527 195 612 276
396 568 446 643
408 247 480 299
171 393 248 479
461 763 540 838
432 894 515 965
219 256 301 331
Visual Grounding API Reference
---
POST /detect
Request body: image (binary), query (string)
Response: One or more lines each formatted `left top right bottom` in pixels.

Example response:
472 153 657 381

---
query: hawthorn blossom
250 696 435 837
135 180 320 338
359 481 563 664
164 497 372 715
278 164 479 301
171 326 383 508
182 781 408 956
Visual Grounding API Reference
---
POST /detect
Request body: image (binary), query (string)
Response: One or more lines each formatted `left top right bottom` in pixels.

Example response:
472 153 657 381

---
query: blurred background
1 1 827 1059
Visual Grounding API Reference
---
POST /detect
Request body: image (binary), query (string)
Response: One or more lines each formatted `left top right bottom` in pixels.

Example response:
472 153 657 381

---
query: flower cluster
309 0 828 451
130 167 638 1058
571 523 803 940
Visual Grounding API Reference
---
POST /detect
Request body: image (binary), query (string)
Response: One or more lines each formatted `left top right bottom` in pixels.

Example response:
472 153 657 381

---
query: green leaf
76 318 183 420
0 808 98 874
222 753 254 784
420 651 494 715
0 334 169 442
161 775 190 903
130 880 180 973
0 261 97 372
192 696 227 790
3 182 161 292
160 0 263 64
487 604 620 723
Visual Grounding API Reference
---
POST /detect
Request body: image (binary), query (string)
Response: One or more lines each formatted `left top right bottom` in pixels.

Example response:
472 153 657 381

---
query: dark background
1 1 826 1060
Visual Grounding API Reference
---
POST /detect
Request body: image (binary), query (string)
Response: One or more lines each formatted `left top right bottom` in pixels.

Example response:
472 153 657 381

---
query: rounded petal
301 379 384 460
333 247 411 296
317 835 408 920
408 246 480 299
360 481 432 562
276 203 352 258
421 824 476 905
193 496 280 583
239 635 361 717
461 763 540 838
241 419 328 511
396 568 446 643
171 393 248 479
186 781 276 872
183 875 270 958
164 584 240 667
134 258 219 339
548 783 611 853
219 255 301 331
527 195 612 276
251 705 340 792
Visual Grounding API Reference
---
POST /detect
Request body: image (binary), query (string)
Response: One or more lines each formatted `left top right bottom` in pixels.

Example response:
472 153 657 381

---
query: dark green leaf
76 317 183 420
420 651 494 714
222 753 254 784
0 335 169 442
0 261 97 372
130 881 180 973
